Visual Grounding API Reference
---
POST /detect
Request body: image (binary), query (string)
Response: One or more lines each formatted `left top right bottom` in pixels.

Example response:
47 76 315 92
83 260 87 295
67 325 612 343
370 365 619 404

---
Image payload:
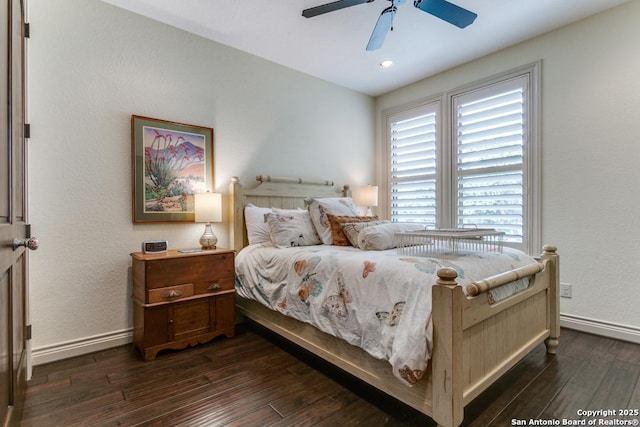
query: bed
229 175 560 427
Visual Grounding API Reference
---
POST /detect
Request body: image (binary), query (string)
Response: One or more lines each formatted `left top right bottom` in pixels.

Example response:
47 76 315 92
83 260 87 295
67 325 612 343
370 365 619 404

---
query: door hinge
26 324 32 340
24 123 30 138
24 22 30 38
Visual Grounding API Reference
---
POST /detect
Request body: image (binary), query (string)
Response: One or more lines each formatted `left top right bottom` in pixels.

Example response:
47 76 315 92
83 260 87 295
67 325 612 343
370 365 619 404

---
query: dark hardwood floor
21 324 640 426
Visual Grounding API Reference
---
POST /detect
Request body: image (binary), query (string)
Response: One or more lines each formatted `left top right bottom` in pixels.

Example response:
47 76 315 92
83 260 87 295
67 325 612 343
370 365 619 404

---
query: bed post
541 245 560 354
229 177 245 252
431 267 464 427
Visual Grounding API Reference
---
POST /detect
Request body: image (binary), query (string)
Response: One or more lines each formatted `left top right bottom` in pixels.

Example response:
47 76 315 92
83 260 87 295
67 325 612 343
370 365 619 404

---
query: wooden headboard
229 175 350 252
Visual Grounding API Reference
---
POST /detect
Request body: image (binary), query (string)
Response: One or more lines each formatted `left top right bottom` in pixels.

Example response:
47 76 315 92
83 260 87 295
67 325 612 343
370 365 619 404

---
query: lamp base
199 223 218 250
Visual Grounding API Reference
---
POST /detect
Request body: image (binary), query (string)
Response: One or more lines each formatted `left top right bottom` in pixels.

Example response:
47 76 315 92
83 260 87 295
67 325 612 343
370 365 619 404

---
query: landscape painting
132 115 214 223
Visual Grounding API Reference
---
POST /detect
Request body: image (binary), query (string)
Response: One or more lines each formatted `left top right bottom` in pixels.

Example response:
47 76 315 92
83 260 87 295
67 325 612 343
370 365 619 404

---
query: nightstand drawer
193 275 234 294
147 283 194 304
145 252 234 291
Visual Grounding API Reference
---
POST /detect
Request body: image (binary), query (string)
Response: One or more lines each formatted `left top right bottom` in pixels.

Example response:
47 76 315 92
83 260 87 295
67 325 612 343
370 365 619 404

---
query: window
384 64 540 252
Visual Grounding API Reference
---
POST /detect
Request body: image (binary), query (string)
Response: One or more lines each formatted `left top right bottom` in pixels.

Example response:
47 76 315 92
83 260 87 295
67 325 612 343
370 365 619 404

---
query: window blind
390 108 438 226
453 77 527 243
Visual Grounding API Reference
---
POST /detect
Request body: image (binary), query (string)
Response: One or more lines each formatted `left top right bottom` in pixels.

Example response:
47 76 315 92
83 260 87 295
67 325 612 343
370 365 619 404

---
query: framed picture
132 115 214 223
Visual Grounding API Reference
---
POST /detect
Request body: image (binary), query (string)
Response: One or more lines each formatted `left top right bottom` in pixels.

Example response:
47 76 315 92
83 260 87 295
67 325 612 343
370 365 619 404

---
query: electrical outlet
560 283 572 298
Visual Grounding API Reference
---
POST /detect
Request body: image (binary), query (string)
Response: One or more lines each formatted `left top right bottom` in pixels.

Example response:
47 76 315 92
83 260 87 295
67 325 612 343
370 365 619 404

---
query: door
1 0 32 424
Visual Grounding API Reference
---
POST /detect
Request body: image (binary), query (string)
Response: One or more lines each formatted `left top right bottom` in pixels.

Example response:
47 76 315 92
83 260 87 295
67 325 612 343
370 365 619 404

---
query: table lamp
194 192 222 249
357 185 378 216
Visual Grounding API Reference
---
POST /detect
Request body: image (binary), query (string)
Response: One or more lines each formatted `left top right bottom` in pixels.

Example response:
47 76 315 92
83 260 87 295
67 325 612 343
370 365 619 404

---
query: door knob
13 237 39 251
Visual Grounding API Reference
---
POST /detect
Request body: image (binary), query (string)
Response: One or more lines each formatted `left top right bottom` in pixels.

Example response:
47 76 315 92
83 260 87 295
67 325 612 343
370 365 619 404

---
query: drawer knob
163 290 183 299
208 283 221 291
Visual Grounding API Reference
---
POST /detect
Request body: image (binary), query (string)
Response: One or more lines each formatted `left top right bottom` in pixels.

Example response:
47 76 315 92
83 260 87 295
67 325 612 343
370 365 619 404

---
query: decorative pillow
342 220 390 248
357 223 426 251
327 214 379 246
244 204 272 245
308 197 359 244
265 209 321 248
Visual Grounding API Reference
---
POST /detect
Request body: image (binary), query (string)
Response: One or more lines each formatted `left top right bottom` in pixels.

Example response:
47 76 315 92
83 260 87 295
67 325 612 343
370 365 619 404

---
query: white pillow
266 209 321 248
308 197 359 245
357 223 426 251
244 204 272 245
342 220 390 248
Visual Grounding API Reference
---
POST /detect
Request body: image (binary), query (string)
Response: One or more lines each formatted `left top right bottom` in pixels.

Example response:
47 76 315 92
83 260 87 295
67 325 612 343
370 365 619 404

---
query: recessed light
380 60 394 68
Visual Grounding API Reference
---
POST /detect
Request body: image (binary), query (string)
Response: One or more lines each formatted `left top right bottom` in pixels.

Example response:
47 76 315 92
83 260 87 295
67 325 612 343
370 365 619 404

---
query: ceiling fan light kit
302 0 477 51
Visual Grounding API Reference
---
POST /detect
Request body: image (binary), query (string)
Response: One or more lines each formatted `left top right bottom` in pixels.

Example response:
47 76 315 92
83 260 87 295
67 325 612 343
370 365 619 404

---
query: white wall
376 0 640 337
27 0 374 362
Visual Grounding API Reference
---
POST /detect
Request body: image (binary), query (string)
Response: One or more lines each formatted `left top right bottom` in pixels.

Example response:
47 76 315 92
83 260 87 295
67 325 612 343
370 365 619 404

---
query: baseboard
32 329 133 366
560 314 640 344
30 315 639 366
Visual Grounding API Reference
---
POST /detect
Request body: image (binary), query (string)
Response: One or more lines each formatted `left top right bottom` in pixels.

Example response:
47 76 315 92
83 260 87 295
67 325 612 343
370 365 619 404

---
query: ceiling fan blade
366 5 396 51
303 0 373 18
413 0 477 28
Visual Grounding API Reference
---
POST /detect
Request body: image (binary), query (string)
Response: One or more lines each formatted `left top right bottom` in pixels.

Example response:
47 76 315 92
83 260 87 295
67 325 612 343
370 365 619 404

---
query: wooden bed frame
229 175 560 427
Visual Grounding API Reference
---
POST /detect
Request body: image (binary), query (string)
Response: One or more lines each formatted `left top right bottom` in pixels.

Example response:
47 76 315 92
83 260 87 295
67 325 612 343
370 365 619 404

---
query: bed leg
545 336 559 355
541 245 560 355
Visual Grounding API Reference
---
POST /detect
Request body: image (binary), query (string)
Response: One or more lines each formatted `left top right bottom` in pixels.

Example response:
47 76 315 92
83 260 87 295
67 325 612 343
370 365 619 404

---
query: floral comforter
235 244 536 385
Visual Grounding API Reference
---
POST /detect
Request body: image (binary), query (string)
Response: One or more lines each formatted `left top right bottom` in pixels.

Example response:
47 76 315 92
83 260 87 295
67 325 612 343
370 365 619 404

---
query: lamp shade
357 185 378 207
194 192 222 223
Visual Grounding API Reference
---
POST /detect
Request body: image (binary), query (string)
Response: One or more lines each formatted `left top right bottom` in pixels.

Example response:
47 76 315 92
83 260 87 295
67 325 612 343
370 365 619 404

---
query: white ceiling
100 0 629 96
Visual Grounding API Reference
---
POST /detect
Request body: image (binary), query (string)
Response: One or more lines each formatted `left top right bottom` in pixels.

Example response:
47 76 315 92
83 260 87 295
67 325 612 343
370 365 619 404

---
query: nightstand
131 248 235 360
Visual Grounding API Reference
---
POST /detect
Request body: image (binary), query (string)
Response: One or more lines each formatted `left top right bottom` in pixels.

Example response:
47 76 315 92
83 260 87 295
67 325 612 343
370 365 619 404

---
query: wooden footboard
430 245 559 426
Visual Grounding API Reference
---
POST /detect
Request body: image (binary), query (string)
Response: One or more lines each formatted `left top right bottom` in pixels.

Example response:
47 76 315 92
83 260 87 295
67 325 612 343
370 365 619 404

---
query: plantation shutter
389 104 439 226
452 76 528 243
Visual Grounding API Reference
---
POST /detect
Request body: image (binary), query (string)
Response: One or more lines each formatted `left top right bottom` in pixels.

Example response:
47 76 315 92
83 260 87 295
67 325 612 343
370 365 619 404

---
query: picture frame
131 115 214 223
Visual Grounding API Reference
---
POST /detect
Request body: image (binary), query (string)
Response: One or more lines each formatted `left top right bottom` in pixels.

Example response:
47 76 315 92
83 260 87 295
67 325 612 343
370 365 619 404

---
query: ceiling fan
302 0 477 51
